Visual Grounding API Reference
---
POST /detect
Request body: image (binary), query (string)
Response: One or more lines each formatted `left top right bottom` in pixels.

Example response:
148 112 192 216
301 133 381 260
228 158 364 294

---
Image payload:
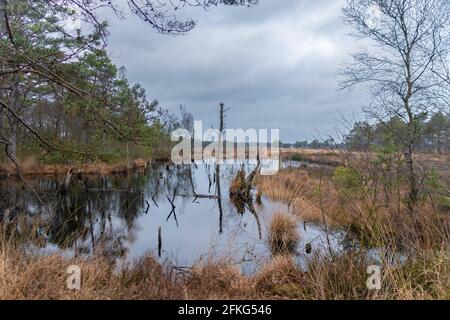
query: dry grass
383 251 450 299
0 158 148 177
257 168 337 224
253 151 449 300
281 148 450 172
258 164 449 249
254 255 304 298
257 168 310 202
268 211 300 255
0 249 180 300
0 149 449 300
0 241 448 300
182 260 252 299
281 148 343 167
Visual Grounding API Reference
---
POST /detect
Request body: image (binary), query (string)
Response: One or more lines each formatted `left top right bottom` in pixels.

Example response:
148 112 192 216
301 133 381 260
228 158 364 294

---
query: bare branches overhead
52 0 259 35
341 0 450 118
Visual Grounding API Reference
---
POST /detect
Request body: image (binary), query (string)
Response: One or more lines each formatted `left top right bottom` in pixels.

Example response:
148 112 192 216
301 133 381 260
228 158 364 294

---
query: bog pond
0 161 345 275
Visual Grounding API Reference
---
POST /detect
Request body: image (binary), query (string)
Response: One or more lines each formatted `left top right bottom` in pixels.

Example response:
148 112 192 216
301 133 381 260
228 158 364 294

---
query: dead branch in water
151 190 159 207
171 192 220 202
144 200 150 214
166 187 179 227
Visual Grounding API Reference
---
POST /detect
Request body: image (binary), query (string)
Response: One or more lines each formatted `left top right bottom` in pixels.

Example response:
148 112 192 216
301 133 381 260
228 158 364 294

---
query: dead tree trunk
215 163 223 234
215 103 226 233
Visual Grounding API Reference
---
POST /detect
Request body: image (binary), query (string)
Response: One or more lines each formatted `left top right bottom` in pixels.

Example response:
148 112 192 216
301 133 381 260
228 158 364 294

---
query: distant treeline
282 112 449 154
281 139 340 149
345 112 450 154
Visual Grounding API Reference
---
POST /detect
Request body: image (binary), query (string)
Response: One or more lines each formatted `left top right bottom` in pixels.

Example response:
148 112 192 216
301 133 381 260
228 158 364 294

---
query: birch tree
340 0 450 210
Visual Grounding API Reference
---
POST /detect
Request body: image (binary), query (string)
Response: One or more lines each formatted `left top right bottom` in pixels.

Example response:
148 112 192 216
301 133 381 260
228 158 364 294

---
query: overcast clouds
101 0 368 142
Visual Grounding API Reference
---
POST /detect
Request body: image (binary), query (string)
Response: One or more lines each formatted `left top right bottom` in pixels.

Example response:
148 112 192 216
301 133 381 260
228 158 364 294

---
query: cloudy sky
101 0 368 143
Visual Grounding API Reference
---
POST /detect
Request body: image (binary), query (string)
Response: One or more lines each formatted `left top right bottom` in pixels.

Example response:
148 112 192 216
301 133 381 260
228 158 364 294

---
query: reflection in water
0 161 343 274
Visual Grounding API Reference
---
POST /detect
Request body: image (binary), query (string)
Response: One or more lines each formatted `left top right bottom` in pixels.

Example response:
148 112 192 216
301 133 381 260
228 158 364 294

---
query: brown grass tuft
268 211 300 255
183 261 251 299
254 255 304 298
0 249 179 300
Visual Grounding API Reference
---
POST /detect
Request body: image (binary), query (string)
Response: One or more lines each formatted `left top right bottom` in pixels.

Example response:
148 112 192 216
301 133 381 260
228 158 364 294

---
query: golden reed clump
268 211 300 256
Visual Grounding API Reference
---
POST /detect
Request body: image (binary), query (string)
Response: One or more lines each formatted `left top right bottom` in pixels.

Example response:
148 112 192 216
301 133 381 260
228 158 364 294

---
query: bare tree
340 0 450 210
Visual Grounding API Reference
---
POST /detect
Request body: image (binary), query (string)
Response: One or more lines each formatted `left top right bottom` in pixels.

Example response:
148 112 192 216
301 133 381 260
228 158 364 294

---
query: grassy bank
281 148 343 167
258 155 450 243
0 245 448 299
0 157 152 177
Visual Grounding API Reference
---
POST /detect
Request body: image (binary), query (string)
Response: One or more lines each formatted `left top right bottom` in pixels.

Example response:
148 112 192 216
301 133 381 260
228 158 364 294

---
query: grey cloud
101 0 367 142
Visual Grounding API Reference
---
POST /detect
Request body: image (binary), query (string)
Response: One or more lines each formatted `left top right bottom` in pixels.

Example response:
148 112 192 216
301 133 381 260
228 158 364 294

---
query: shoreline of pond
0 157 176 178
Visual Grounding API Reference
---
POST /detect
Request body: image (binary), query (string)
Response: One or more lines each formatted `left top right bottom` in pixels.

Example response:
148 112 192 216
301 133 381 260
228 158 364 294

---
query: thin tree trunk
9 119 16 158
405 143 418 211
215 163 223 234
216 103 225 233
404 52 418 212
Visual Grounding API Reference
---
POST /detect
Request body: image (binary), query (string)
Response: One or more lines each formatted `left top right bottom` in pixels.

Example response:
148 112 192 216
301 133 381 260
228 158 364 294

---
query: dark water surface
0 161 343 274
